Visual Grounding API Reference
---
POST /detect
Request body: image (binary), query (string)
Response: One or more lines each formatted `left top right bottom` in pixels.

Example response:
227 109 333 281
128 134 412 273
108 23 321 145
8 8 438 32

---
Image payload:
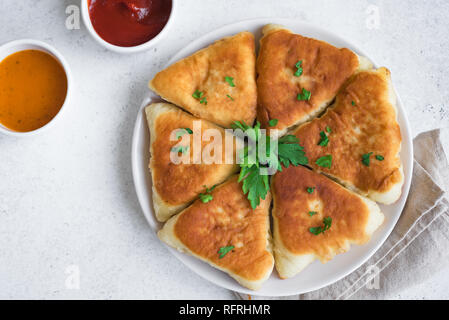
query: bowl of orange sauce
81 0 176 53
0 39 71 137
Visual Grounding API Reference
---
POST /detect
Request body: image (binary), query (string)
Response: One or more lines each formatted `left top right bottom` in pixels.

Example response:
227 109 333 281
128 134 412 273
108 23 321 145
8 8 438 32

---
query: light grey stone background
0 0 448 299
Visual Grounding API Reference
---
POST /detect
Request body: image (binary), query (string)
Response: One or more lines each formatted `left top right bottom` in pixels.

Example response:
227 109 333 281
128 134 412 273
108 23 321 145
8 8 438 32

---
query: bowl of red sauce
82 0 175 53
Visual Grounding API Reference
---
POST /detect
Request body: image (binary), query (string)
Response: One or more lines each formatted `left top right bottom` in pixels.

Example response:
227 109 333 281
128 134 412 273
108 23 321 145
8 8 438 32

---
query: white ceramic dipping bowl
0 39 72 137
81 0 177 54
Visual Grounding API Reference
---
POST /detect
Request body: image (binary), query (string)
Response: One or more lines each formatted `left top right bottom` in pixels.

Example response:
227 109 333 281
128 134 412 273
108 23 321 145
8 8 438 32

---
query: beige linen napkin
235 129 449 300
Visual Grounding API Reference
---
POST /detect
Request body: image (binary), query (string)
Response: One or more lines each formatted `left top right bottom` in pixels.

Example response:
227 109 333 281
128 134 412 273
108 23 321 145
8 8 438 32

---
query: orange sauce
0 50 68 132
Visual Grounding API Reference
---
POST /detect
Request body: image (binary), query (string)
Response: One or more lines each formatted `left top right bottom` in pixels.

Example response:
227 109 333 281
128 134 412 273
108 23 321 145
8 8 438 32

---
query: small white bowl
81 0 177 54
0 39 72 137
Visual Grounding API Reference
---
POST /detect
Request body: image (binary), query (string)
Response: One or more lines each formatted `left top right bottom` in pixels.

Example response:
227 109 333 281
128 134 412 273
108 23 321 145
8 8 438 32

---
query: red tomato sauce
88 0 172 47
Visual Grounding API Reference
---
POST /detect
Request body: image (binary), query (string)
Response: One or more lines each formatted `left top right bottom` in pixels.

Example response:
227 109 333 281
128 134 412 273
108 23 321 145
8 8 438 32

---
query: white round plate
131 18 413 296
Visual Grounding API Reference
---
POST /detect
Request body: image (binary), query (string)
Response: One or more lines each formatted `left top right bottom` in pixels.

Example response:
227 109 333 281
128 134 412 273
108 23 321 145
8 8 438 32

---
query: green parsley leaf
318 131 329 147
171 145 189 154
297 88 311 101
308 211 317 217
278 138 309 168
351 101 356 106
175 128 193 139
278 135 299 144
362 152 373 167
307 187 315 194
231 120 251 131
326 126 332 133
294 60 303 77
199 184 217 203
376 155 385 161
239 165 269 209
218 245 235 259
175 130 186 139
200 97 207 105
309 226 322 235
225 76 235 87
315 155 332 168
309 217 332 235
268 119 279 127
226 94 234 101
192 90 204 99
199 193 213 203
323 216 332 230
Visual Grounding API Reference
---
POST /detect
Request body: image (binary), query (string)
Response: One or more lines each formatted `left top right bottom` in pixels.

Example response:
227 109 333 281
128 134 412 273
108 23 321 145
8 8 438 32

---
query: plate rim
131 18 414 297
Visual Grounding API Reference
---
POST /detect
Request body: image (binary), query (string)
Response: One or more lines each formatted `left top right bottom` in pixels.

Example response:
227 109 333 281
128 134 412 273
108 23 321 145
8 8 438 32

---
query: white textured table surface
0 0 448 300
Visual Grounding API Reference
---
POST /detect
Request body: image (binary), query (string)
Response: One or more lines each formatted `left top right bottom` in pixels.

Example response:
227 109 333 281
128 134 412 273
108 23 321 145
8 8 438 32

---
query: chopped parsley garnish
233 121 308 209
218 245 235 259
351 101 356 106
362 152 373 167
192 90 204 99
268 119 278 127
171 145 189 154
297 88 311 101
175 128 193 139
294 60 303 77
308 211 318 217
307 187 315 194
226 94 234 101
199 185 217 203
225 76 235 87
199 193 213 203
326 126 332 133
309 217 332 235
318 131 329 147
315 155 332 169
376 155 385 161
193 90 207 105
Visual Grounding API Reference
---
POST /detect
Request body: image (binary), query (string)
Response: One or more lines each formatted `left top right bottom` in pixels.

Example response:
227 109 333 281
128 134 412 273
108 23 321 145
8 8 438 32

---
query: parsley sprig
225 76 235 87
307 187 315 194
309 217 332 235
297 88 311 101
199 185 217 203
294 60 303 77
171 145 189 154
232 121 308 209
318 131 329 147
175 128 193 139
316 155 332 168
218 245 234 259
193 90 207 105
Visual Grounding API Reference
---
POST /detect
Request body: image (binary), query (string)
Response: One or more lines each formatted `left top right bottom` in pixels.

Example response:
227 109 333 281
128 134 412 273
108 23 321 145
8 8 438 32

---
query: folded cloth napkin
235 129 449 300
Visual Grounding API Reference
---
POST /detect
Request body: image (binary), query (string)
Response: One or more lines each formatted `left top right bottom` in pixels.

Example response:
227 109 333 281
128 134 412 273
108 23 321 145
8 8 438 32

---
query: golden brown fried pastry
146 103 239 222
158 175 274 290
292 68 403 204
149 32 257 128
257 24 372 135
272 165 384 279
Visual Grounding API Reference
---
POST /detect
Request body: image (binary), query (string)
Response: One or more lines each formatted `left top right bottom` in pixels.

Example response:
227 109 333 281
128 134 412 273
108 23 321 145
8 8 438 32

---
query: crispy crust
146 103 238 222
272 165 384 279
292 68 403 204
257 24 366 135
149 32 257 128
158 175 274 290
